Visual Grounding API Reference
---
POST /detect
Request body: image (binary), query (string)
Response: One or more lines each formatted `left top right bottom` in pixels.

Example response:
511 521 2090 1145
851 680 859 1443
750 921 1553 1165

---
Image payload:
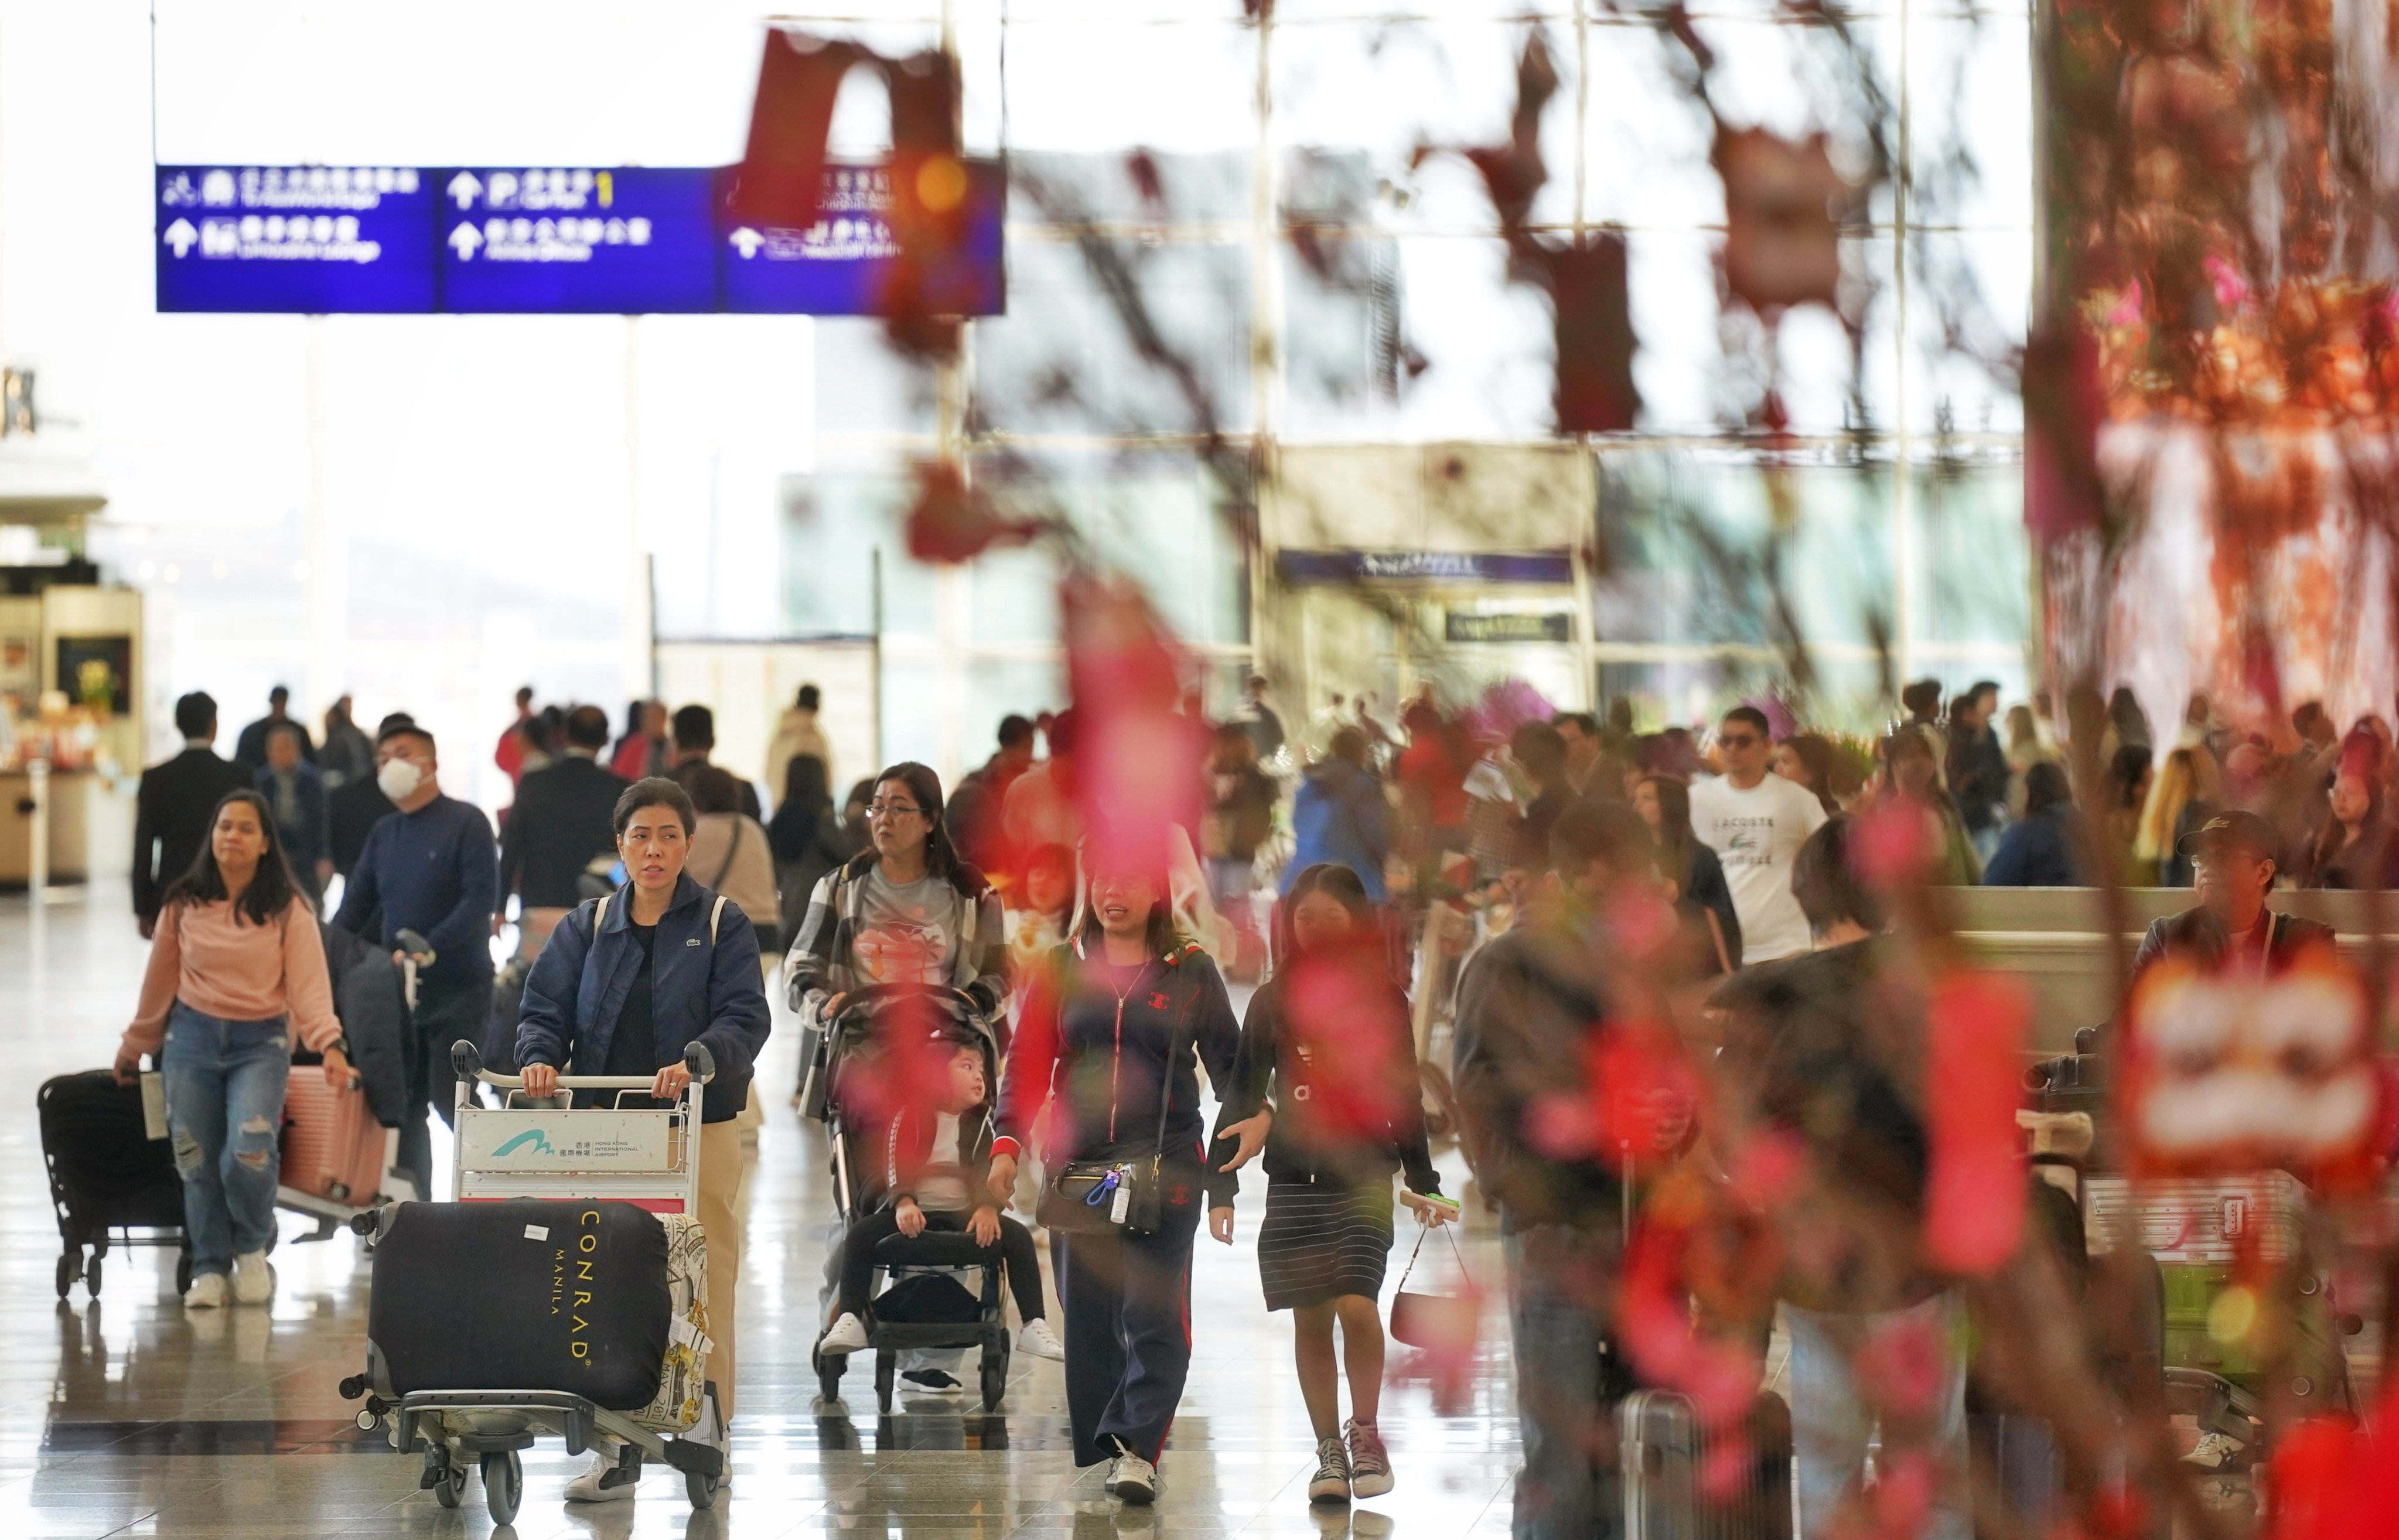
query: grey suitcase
1621 1387 1793 1540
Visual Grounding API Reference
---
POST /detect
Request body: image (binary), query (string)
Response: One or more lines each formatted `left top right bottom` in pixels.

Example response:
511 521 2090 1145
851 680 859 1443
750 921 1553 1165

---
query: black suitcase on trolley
367 1199 673 1411
38 1070 190 1299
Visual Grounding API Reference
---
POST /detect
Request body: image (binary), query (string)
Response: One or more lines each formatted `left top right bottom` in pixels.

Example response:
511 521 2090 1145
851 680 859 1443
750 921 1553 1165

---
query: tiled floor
0 884 1518 1539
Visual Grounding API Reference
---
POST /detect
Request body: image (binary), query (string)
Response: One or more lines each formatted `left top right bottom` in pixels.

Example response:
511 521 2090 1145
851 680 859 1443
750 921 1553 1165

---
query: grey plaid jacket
782 851 1010 1024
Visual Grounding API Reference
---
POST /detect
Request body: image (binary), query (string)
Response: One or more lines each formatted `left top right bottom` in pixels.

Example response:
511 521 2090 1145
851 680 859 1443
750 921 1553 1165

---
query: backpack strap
705 819 745 892
592 893 611 933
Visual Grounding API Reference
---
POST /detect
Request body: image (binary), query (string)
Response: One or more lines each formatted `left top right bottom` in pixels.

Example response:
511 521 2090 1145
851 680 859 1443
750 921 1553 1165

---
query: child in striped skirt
1214 862 1452 1506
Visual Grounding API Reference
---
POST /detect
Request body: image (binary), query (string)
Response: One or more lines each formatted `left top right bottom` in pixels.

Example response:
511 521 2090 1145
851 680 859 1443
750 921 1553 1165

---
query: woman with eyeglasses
785 762 1011 1395
786 762 1010 1026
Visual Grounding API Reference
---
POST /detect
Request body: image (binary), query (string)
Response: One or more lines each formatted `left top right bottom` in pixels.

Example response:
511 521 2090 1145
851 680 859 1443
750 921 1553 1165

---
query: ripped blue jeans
161 1002 288 1278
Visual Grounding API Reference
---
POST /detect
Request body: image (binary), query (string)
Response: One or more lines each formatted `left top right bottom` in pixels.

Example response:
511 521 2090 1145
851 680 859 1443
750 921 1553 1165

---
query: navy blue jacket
994 935 1244 1207
513 873 771 1123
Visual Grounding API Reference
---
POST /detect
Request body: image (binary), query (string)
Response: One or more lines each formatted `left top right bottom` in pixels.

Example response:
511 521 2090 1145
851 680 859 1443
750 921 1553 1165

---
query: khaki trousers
698 1119 746 1423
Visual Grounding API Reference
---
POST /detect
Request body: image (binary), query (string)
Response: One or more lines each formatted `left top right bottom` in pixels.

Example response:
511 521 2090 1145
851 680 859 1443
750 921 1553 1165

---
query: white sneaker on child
1107 1439 1158 1505
564 1448 639 1503
1018 1319 1065 1360
820 1313 869 1354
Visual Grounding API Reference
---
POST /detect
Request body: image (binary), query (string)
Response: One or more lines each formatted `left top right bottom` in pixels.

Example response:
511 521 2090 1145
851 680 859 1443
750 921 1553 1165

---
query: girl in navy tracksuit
985 851 1247 1505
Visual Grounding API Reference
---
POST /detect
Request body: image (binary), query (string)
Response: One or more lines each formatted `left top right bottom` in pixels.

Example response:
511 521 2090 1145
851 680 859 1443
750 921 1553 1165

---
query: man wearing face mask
335 722 500 1199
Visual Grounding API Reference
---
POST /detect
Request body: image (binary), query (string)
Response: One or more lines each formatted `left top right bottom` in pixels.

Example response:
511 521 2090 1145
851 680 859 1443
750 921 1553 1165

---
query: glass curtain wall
768 0 2035 754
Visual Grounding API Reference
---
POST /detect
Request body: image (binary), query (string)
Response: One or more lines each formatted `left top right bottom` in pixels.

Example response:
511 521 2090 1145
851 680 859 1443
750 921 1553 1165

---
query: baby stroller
802 982 1013 1413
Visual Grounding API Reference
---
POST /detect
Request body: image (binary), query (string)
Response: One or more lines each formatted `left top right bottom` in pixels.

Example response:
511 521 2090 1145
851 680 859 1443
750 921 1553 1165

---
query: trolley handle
451 1039 715 1088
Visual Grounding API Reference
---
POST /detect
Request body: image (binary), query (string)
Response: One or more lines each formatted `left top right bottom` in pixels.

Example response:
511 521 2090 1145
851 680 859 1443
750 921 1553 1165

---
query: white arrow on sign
447 172 483 210
448 224 483 261
730 226 763 258
164 218 199 257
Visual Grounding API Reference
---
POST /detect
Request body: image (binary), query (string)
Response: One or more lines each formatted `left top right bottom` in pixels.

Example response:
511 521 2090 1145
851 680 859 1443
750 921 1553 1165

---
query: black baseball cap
2175 810 2278 861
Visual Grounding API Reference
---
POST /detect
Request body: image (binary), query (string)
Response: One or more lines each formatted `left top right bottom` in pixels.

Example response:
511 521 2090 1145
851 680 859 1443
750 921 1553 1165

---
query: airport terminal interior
12 0 2399 1536
2 891 1517 1538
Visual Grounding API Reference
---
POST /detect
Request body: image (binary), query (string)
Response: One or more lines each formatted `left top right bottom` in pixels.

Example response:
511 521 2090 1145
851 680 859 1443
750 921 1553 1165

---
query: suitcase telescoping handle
449 1039 716 1089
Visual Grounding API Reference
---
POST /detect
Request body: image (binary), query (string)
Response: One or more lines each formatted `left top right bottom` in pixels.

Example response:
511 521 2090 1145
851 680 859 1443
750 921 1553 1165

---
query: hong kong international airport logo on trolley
476 1120 661 1166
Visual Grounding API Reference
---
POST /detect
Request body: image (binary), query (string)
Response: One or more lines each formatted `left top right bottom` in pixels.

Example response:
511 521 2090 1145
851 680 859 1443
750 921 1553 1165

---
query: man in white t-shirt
1688 706 1829 963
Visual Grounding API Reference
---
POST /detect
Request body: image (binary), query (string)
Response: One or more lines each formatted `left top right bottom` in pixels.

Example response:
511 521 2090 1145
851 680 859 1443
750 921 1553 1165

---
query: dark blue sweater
335 794 499 986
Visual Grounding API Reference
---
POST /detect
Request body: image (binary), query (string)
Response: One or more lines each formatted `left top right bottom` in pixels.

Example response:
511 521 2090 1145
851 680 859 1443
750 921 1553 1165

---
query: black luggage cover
322 922 410 1126
38 1071 184 1230
369 1200 670 1411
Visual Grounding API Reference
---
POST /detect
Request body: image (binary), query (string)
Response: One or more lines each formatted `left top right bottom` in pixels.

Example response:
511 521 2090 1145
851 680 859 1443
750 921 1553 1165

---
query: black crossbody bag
1037 970 1192 1239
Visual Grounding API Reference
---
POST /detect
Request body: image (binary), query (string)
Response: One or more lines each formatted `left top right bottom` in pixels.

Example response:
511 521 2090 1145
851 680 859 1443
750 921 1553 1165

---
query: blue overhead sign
721 161 1006 317
438 166 719 315
156 165 436 313
155 161 1006 317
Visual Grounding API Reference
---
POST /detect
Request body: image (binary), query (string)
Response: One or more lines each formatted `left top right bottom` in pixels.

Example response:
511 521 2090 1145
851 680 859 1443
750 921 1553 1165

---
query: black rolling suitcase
367 1199 674 1411
1621 1388 1794 1539
38 1070 192 1300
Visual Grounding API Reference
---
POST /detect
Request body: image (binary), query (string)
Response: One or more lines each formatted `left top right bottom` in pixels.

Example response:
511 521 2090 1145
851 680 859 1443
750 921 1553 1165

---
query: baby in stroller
819 1033 1064 1364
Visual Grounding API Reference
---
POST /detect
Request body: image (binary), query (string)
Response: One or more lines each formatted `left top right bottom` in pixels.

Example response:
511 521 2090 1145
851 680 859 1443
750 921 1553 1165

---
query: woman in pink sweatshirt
114 788 343 1309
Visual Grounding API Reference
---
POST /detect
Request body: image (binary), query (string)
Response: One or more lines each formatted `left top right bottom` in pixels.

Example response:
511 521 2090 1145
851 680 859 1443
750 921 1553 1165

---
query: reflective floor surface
0 884 1519 1538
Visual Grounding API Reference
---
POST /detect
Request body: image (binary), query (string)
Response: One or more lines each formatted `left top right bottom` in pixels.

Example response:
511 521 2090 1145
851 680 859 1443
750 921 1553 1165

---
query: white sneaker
1108 1439 1158 1505
2182 1430 2244 1470
563 1449 639 1503
231 1251 273 1305
820 1313 869 1354
1018 1319 1065 1361
182 1272 227 1309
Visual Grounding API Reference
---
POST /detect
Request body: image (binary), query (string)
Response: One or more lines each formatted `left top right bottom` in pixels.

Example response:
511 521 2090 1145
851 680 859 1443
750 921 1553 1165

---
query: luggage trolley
341 1040 728 1522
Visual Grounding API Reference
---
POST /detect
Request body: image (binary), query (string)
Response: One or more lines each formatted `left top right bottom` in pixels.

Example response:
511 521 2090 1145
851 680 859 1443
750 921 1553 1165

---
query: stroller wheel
874 1350 896 1414
980 1355 1006 1412
432 1461 466 1510
818 1351 845 1405
54 1252 77 1300
84 1254 102 1298
481 1452 521 1524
